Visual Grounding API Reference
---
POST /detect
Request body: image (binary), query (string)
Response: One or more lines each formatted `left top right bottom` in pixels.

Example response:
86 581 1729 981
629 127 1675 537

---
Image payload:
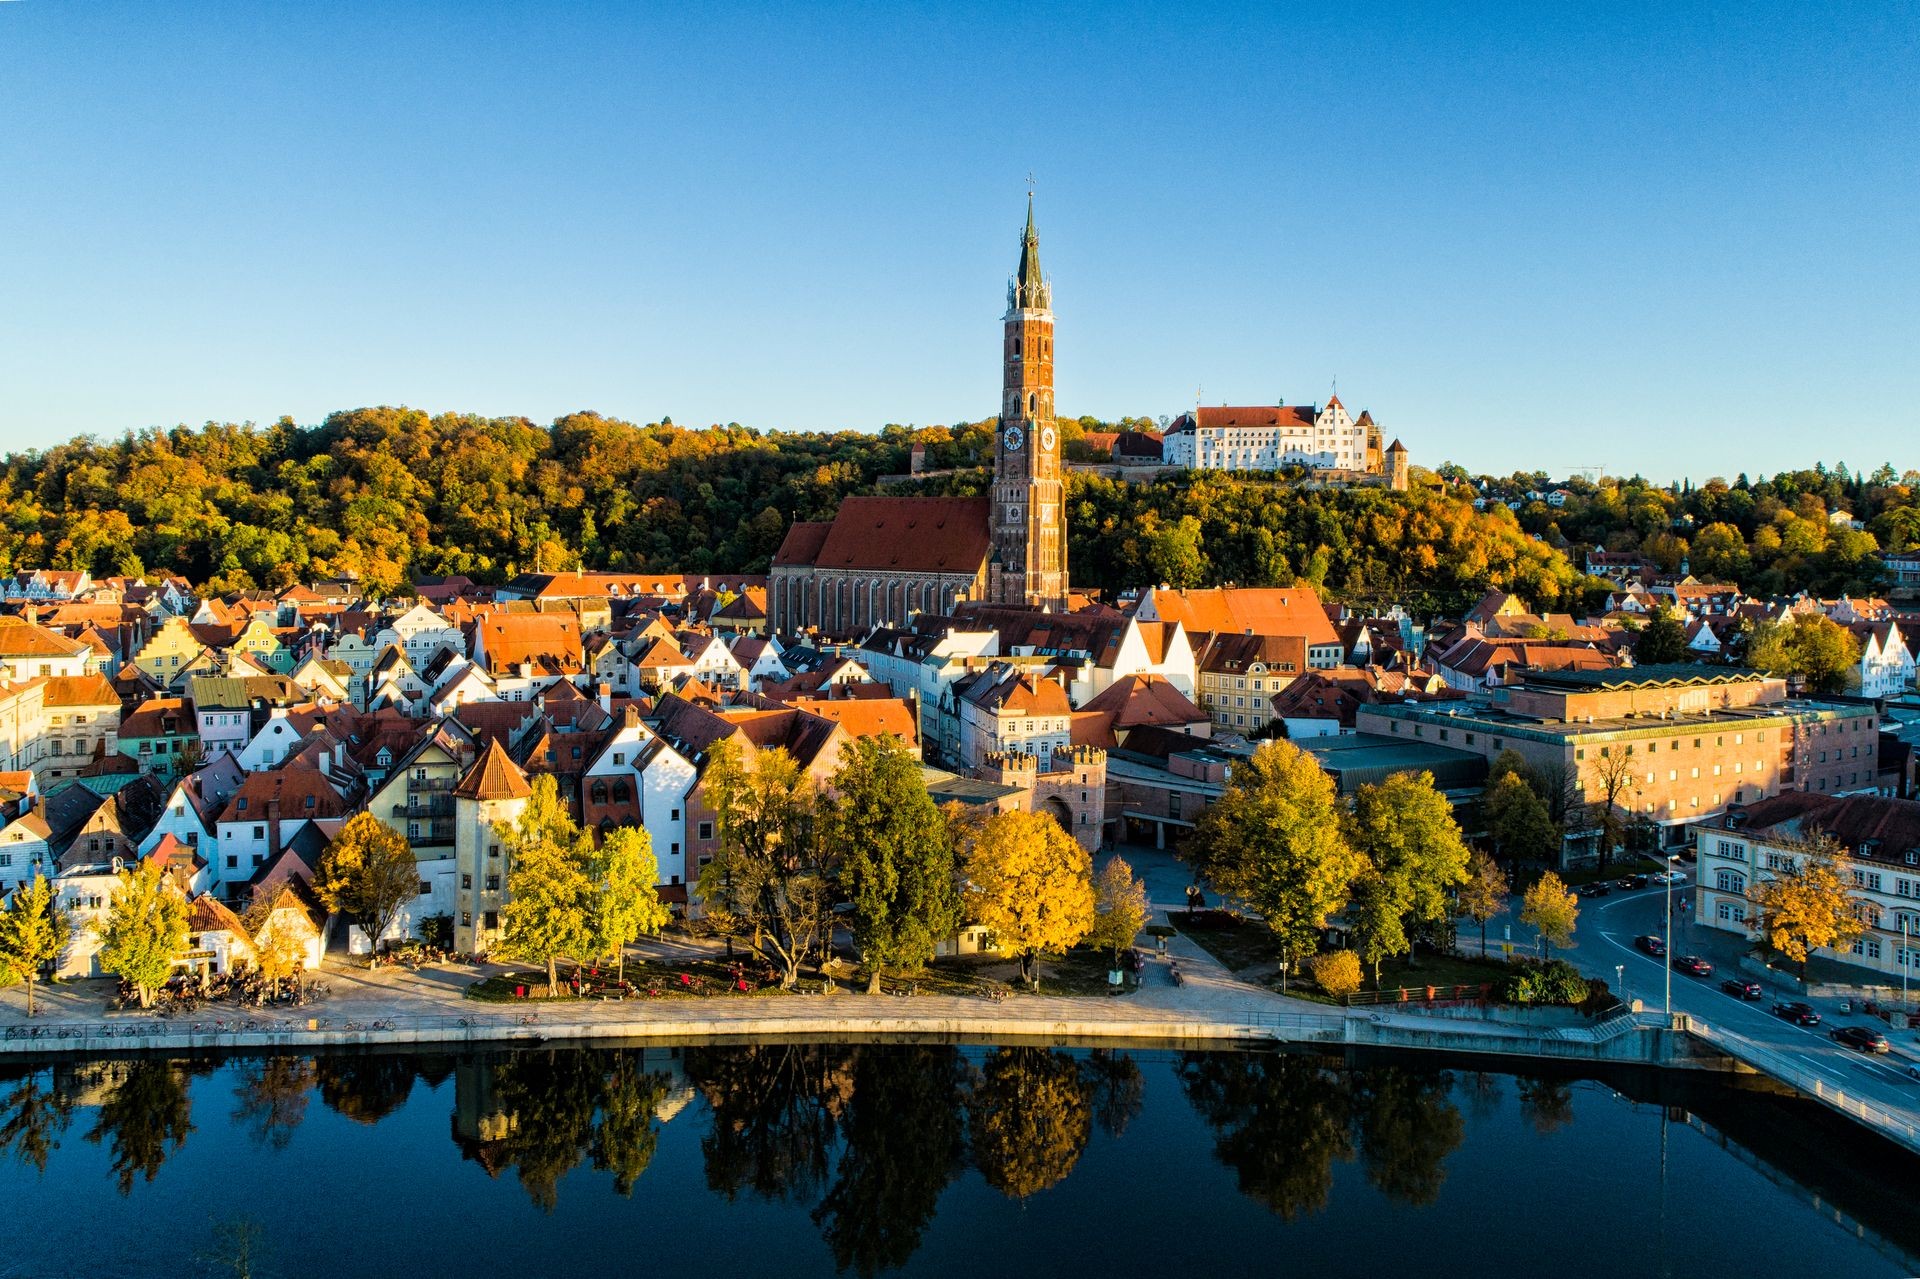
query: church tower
991 196 1069 610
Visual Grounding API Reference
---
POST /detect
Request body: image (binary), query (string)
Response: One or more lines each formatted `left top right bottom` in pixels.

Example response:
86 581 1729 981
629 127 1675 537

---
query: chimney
597 681 612 713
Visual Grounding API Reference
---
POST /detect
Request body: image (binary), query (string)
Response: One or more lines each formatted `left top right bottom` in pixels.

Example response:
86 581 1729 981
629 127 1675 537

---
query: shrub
1308 950 1363 999
1503 959 1593 1006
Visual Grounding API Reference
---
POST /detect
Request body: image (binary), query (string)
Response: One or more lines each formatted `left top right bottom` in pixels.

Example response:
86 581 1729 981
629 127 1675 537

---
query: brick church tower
990 196 1069 611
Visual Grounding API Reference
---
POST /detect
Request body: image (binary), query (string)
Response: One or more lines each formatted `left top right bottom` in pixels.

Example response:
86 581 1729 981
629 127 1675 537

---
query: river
0 1041 1910 1277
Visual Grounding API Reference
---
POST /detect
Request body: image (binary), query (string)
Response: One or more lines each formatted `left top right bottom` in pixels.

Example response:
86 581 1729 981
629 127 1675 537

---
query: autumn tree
1482 772 1559 863
1519 872 1579 957
1308 950 1362 999
1745 834 1867 979
1346 772 1472 979
0 874 65 1017
1456 850 1509 957
99 862 189 1009
1586 748 1640 873
1086 856 1149 963
243 889 309 1000
1747 615 1863 695
315 811 420 967
822 737 960 993
959 810 1095 991
499 775 597 997
590 826 670 983
696 742 833 990
1188 740 1364 974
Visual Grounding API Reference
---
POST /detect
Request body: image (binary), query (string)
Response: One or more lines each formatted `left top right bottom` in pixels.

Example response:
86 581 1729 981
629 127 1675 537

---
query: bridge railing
1689 1019 1920 1151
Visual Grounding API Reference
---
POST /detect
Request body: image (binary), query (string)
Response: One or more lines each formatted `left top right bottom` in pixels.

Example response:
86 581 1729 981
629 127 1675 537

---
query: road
1557 881 1920 1128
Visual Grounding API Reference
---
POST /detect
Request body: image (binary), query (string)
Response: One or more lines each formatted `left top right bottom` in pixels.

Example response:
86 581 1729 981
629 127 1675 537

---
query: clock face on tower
1040 426 1056 452
1003 425 1024 452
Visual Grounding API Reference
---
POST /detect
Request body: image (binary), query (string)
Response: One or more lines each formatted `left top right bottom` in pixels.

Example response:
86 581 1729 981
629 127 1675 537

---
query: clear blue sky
2 1 1915 481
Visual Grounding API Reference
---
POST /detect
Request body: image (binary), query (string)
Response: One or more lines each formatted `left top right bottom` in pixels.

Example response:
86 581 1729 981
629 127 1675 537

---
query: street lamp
1617 963 1626 1007
1664 862 1674 1017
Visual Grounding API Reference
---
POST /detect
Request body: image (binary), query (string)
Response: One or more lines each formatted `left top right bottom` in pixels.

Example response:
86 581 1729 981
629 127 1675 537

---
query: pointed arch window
1028 392 1036 415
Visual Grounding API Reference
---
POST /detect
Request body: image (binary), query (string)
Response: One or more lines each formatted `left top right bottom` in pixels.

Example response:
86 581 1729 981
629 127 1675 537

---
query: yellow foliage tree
1519 872 1579 957
1745 835 1866 979
961 811 1094 990
1308 950 1362 1000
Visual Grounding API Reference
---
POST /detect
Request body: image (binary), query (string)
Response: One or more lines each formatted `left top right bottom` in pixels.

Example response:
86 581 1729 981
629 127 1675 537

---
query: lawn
1167 910 1279 972
468 956 796 1001
1271 951 1522 1002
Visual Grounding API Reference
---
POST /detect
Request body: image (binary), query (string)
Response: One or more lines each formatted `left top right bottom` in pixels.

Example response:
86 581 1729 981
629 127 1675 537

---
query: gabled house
211 766 350 889
138 753 246 861
580 705 699 889
116 696 198 776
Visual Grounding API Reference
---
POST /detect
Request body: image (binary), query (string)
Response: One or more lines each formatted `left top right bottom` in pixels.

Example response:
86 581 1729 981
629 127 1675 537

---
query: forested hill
0 407 1584 613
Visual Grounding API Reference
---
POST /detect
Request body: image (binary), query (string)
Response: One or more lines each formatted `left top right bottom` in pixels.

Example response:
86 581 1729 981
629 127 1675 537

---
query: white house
1853 621 1915 699
581 707 699 889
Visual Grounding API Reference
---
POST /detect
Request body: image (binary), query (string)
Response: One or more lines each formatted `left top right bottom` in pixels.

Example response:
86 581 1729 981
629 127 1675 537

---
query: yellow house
132 617 218 688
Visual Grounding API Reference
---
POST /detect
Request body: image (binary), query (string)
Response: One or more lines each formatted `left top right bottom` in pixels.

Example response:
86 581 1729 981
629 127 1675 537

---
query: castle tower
1387 438 1409 492
991 196 1069 610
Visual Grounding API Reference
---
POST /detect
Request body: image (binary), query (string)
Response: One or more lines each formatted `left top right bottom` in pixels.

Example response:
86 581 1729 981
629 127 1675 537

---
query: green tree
314 810 420 968
0 874 65 1017
99 862 190 1009
1519 872 1579 957
1087 856 1149 963
590 827 671 983
1346 772 1472 978
499 775 597 997
822 737 959 993
1456 850 1509 957
959 811 1095 990
1482 772 1559 863
1188 740 1365 975
695 742 832 990
1633 608 1691 665
968 1048 1093 1200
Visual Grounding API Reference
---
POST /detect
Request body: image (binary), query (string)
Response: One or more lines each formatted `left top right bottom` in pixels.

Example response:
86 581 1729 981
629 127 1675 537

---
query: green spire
1011 194 1049 311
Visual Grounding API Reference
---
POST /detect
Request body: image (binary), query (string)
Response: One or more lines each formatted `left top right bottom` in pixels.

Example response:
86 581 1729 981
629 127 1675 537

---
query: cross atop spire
1009 194 1050 312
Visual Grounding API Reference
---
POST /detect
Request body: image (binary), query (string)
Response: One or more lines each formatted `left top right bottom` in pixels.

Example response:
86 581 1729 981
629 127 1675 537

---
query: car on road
1625 873 1650 889
1635 935 1667 957
1830 1026 1892 1054
1720 978 1763 999
1650 871 1690 886
1671 954 1714 977
1578 882 1612 898
1772 1001 1821 1026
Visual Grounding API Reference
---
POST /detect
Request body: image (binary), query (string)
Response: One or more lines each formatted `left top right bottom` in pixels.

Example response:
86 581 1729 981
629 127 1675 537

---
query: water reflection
0 1065 75 1175
813 1046 966 1276
0 1044 1911 1277
87 1060 200 1194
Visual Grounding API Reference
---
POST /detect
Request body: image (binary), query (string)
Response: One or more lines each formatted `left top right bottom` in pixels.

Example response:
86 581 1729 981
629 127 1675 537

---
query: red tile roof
453 738 533 801
808 497 991 574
